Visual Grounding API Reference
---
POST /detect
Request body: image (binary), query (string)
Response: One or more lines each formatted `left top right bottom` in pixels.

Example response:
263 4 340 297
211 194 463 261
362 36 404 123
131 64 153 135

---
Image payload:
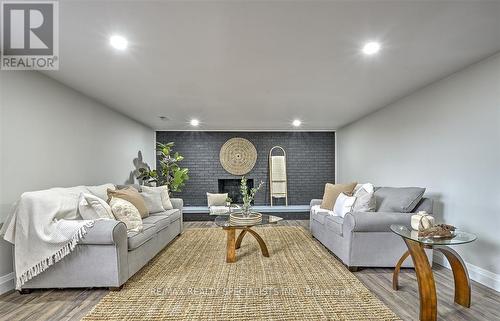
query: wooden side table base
390 224 476 321
393 250 410 290
404 238 438 321
225 227 270 263
435 245 471 308
394 240 472 321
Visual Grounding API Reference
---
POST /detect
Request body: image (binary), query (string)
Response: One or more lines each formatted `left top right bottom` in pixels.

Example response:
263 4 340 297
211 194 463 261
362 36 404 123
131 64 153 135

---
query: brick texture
156 131 335 206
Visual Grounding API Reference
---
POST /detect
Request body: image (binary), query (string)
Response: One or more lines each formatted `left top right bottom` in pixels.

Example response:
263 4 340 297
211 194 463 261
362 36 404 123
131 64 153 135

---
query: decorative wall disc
220 138 257 175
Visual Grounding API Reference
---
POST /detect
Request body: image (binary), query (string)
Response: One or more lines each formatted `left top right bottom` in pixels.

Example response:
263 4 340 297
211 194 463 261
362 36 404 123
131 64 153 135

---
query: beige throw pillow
142 185 173 210
320 182 357 210
207 193 228 207
107 187 149 218
109 197 143 232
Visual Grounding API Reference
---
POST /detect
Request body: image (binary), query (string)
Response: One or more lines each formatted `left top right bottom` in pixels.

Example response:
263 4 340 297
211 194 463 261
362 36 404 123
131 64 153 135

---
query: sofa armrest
343 212 413 233
79 219 127 245
170 198 183 210
310 199 322 208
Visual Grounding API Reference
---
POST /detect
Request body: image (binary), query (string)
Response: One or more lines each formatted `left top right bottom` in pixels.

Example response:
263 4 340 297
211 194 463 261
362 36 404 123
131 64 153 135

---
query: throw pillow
320 182 357 210
352 183 376 212
107 187 149 218
374 187 426 213
353 183 374 195
140 187 166 214
333 193 356 218
109 197 143 232
86 183 116 201
116 184 142 191
142 185 173 210
78 193 115 220
207 193 228 207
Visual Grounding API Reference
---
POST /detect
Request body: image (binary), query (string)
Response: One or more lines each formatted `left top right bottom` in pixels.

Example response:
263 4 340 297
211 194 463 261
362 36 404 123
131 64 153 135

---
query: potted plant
240 176 264 216
137 142 189 194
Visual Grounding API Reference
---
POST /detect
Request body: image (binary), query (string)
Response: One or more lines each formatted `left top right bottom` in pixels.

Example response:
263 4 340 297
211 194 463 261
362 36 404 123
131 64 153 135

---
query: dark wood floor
0 220 498 321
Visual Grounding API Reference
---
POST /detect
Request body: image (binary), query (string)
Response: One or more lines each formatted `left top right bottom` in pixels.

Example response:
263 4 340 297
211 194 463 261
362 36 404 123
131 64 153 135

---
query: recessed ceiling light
292 119 302 127
110 35 128 50
190 119 200 127
362 41 381 55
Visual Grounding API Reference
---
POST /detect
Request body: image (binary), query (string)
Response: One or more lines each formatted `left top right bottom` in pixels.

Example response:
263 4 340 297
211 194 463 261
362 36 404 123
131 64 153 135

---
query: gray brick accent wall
156 131 335 206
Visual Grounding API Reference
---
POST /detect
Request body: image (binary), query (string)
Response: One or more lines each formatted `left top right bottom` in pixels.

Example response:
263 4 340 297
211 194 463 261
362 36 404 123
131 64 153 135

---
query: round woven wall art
219 138 257 175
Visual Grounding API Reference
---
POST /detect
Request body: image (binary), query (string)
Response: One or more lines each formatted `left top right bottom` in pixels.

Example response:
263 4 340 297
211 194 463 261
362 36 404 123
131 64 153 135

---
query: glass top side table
390 224 477 321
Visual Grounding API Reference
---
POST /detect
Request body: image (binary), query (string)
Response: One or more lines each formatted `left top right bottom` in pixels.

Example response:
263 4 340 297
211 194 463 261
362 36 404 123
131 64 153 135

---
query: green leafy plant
240 176 264 213
137 142 189 193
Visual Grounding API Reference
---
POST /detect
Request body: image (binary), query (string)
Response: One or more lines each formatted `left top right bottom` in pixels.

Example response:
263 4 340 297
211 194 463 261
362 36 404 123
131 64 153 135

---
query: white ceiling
44 0 500 130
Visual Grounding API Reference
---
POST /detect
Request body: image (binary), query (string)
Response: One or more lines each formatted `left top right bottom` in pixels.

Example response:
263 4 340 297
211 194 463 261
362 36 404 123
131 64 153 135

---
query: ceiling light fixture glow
190 119 200 127
110 35 128 50
292 119 302 127
362 41 381 55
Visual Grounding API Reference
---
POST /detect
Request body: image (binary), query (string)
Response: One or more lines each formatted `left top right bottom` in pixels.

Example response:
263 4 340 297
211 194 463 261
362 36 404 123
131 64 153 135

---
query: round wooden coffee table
215 213 283 263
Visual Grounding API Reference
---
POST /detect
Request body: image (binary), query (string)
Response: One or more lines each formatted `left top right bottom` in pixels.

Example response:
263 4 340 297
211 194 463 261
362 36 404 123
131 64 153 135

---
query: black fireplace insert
218 179 254 204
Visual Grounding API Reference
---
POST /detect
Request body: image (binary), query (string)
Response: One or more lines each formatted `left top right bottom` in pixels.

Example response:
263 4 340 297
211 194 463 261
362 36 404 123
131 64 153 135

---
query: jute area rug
83 226 400 321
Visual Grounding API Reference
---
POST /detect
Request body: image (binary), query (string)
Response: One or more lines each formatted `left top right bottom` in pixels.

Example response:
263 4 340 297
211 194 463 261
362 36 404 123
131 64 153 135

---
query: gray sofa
20 198 184 291
310 187 432 269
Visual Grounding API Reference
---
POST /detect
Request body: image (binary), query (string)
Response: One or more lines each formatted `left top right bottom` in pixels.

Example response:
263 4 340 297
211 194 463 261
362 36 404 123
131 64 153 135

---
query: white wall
0 71 155 294
337 53 500 291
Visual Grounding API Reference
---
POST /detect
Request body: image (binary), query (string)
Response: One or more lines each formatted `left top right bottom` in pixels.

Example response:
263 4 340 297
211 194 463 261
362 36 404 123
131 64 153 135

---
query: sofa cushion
167 209 182 223
413 198 433 214
209 206 231 215
311 205 332 224
142 214 170 233
150 209 181 223
325 215 344 236
333 193 356 218
78 193 114 220
312 212 329 225
207 193 228 206
110 197 143 232
142 186 173 210
116 184 142 192
140 187 166 214
352 183 376 212
127 223 156 250
86 183 116 201
108 187 149 218
151 209 178 216
150 209 181 224
320 182 357 210
374 187 425 213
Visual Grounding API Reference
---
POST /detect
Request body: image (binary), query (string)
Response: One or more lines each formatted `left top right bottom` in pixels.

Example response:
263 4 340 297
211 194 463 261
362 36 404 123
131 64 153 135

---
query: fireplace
218 179 254 204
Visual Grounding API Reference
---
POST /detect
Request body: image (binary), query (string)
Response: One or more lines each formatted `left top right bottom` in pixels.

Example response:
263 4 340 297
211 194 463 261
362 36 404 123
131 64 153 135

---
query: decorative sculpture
220 138 257 175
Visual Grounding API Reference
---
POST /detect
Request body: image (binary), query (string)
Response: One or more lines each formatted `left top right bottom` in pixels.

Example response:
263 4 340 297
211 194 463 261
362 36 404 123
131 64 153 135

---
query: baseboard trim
434 252 500 292
0 272 15 295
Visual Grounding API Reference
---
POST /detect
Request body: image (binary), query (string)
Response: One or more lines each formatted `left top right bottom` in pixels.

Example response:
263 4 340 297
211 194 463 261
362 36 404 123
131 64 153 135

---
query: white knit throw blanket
1 186 96 289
